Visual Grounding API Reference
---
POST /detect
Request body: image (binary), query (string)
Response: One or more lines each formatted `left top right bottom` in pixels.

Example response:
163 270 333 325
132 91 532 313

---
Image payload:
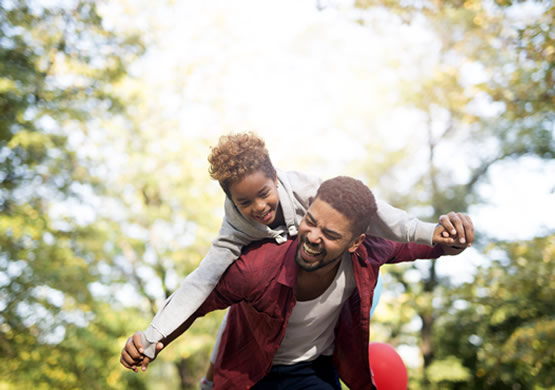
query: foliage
89 44 227 387
354 0 554 388
433 235 554 389
0 0 143 388
356 0 553 209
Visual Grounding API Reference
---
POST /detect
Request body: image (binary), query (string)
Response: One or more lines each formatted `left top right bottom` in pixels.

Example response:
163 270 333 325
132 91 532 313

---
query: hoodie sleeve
141 206 261 358
367 199 436 246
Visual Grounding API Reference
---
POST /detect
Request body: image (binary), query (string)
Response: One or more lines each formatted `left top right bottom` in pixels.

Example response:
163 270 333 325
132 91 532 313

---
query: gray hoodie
141 170 435 358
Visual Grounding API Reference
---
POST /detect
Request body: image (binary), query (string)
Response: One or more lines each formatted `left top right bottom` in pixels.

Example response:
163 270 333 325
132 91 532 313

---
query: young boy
121 132 470 377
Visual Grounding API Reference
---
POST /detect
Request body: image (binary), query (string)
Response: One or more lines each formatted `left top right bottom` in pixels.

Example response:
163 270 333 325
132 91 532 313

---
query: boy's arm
368 198 435 245
139 217 254 359
369 199 473 247
121 252 253 371
121 291 227 373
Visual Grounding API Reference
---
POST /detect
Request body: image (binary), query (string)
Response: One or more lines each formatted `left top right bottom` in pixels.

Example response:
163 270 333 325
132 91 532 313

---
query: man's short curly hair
208 132 277 197
315 176 377 236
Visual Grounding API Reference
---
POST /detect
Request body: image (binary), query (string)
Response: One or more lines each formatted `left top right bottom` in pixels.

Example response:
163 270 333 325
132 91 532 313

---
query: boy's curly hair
315 176 377 236
208 132 277 197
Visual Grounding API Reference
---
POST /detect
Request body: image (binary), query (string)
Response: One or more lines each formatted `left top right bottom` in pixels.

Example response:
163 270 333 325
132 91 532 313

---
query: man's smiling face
296 197 363 272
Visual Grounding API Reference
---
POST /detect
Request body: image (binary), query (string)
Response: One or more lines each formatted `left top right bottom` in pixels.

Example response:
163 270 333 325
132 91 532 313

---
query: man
120 176 473 389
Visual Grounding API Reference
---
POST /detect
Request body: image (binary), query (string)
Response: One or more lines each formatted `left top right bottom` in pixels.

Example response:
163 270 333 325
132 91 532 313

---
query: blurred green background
0 0 553 389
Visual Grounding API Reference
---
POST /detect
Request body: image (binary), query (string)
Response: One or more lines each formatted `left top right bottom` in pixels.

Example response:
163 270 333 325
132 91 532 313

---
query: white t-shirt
272 253 357 365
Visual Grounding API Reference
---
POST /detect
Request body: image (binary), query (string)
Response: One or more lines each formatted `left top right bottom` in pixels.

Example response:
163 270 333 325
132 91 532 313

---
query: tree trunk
175 358 195 390
420 259 438 385
420 121 439 384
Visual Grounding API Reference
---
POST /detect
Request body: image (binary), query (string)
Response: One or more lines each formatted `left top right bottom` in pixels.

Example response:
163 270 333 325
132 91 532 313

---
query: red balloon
368 342 408 390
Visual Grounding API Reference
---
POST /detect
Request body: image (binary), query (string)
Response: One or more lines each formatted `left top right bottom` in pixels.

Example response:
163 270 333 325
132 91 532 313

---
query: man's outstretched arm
386 213 474 263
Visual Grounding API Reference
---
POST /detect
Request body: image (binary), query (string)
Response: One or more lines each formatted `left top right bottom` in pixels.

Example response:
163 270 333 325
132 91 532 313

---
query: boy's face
229 170 280 226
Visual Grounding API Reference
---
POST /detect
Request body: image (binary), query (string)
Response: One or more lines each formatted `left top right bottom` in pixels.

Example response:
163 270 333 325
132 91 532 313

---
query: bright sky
106 0 439 153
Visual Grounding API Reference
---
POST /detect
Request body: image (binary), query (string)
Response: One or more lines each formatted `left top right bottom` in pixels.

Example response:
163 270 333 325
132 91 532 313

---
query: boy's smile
229 170 281 227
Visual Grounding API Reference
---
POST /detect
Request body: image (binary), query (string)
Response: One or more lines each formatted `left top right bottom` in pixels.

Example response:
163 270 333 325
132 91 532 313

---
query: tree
0 1 143 388
353 0 554 387
101 131 226 389
84 47 229 386
434 235 554 389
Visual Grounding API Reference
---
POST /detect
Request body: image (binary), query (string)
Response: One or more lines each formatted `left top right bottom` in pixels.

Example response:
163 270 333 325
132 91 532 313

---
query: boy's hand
433 212 474 247
120 332 164 372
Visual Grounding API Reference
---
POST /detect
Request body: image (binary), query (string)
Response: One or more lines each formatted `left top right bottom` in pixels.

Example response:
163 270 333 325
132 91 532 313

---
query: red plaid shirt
188 236 443 389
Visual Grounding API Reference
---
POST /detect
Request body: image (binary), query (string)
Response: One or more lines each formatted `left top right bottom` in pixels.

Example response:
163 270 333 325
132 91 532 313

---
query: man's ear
348 234 366 253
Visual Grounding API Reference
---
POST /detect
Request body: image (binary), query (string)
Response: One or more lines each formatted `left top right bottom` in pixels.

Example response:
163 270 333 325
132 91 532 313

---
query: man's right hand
120 331 164 372
433 212 474 247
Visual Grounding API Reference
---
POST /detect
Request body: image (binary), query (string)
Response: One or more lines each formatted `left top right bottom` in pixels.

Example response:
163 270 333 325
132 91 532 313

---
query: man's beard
295 239 344 272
